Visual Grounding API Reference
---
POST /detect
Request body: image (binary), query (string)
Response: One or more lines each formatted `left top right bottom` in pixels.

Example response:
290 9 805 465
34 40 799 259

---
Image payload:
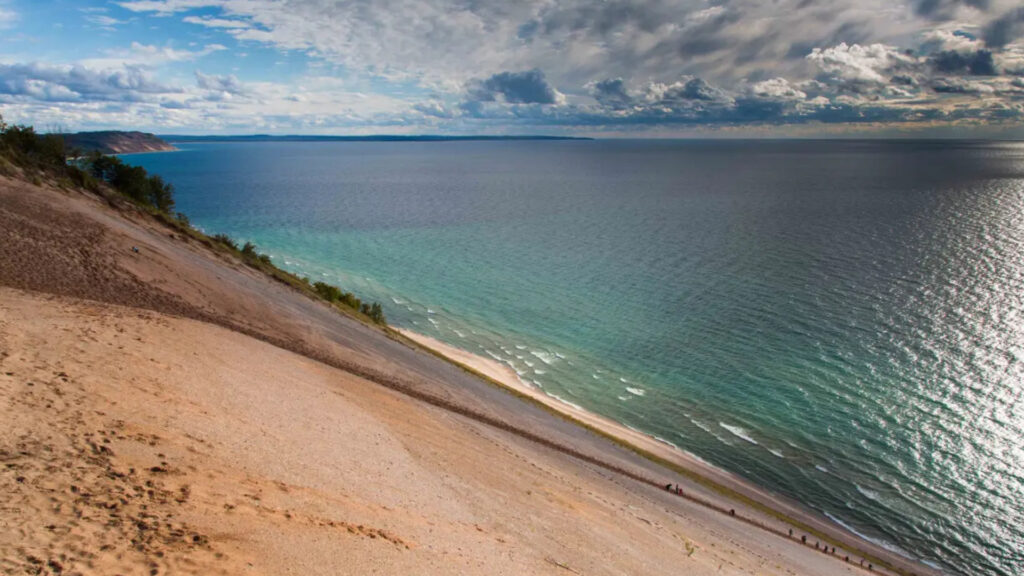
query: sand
0 172 938 575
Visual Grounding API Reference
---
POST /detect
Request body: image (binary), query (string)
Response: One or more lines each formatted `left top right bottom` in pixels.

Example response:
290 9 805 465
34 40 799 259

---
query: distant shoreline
160 134 594 143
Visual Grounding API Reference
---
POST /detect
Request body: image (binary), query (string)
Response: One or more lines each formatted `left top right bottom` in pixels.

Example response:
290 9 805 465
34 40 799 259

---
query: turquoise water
125 140 1024 576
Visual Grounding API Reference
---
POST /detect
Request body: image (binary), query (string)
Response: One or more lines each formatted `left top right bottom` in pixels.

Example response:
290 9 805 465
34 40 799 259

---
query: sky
1 0 1024 136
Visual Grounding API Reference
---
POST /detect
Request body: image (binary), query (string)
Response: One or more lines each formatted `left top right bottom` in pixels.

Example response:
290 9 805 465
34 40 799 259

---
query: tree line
0 114 385 325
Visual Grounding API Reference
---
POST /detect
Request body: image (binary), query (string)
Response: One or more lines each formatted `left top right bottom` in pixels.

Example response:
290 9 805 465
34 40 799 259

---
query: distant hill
63 131 176 155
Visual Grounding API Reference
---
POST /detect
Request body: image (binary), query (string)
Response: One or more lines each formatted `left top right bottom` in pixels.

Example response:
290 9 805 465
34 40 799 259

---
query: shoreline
396 327 940 576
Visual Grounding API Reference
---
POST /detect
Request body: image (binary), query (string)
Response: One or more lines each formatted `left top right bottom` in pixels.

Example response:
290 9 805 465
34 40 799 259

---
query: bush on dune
0 114 387 326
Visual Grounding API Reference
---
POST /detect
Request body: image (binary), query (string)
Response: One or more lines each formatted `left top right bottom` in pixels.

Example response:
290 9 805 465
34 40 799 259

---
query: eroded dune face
0 289 798 576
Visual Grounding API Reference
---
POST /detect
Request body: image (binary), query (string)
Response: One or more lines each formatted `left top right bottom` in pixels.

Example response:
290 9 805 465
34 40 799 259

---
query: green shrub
212 234 238 250
0 115 175 215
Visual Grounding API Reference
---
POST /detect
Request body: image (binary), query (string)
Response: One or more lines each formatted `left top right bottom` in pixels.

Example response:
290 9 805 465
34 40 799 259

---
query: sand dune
0 173 933 575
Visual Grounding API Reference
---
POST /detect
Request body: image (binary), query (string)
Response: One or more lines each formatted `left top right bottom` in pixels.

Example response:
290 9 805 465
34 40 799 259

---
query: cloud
983 7 1024 48
116 0 221 15
182 15 250 29
932 49 998 75
79 42 227 70
0 1 16 29
3 0 1018 134
590 78 632 109
195 70 246 95
470 70 564 105
0 63 175 103
807 43 917 86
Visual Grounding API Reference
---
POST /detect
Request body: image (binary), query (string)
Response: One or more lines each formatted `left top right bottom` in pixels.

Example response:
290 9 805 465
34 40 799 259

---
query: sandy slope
0 174 934 575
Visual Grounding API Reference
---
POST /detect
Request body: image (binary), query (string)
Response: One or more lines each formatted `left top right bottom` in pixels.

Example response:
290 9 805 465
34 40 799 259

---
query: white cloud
81 42 227 69
0 1 17 29
808 43 918 85
182 15 250 29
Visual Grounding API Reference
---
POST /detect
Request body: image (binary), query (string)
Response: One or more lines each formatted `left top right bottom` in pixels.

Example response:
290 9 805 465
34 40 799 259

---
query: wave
823 512 914 560
426 308 436 314
653 435 680 450
625 387 646 397
515 345 527 350
815 464 829 473
617 395 631 401
390 296 406 305
484 350 503 361
768 448 785 459
529 350 558 365
547 393 583 411
452 329 466 338
856 484 881 502
619 377 629 383
719 422 758 445
534 369 546 375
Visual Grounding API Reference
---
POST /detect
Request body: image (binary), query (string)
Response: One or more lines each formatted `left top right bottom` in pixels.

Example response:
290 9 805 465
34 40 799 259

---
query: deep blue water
125 140 1024 576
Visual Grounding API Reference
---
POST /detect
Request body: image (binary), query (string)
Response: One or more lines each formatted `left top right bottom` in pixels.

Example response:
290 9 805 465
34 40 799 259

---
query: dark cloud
0 63 173 102
983 7 1024 48
591 78 632 108
932 50 998 75
914 0 990 20
676 9 742 57
470 69 561 104
931 77 988 93
665 77 724 101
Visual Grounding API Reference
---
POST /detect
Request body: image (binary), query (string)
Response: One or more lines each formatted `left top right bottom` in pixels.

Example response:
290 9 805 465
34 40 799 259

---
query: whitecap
768 448 785 459
824 512 914 559
625 387 646 397
654 435 680 450
617 396 631 401
515 345 527 350
390 296 406 305
554 352 565 359
619 377 629 383
427 308 436 314
690 418 713 434
524 360 535 368
452 329 466 338
534 369 546 375
855 484 880 502
719 422 758 445
484 350 503 361
815 464 829 473
592 373 601 379
548 394 583 411
530 350 557 365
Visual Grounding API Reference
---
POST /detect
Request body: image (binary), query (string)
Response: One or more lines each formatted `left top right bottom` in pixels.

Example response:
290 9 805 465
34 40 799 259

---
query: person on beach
788 529 793 537
729 509 735 516
801 535 806 544
666 483 673 491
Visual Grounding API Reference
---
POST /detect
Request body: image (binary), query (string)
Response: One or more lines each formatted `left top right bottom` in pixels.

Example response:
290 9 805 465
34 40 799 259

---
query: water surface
126 139 1024 576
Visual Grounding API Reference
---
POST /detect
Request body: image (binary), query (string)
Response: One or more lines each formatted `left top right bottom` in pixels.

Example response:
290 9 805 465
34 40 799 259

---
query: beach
0 170 939 575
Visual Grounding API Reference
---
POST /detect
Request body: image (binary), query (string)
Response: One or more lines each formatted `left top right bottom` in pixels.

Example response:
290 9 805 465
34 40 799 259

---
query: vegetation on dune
0 114 386 326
